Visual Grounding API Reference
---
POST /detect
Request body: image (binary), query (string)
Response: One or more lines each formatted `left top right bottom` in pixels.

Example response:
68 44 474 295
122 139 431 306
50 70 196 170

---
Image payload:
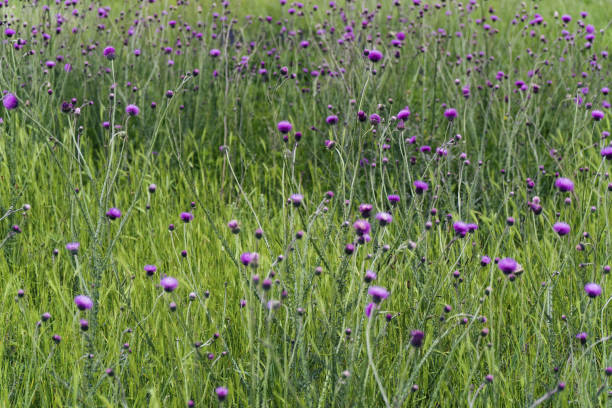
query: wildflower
80 319 89 331
144 265 157 276
125 104 140 116
160 276 179 292
215 387 228 401
103 46 116 59
289 194 304 207
498 257 518 274
453 221 469 237
344 243 355 255
414 180 428 194
601 146 612 160
554 177 574 192
353 219 371 236
3 93 18 110
277 121 292 134
359 203 373 217
66 242 80 255
368 49 383 62
368 286 389 303
444 108 457 121
410 330 425 347
326 115 339 125
364 270 377 283
227 220 240 233
375 212 392 226
240 252 259 267
74 295 93 311
592 110 604 121
387 194 400 205
584 282 602 298
106 207 121 220
180 212 194 223
553 222 571 236
397 108 410 120
365 302 375 317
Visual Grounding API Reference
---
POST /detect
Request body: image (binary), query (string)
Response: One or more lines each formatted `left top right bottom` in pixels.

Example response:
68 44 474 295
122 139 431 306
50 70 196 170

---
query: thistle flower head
160 276 179 292
584 282 602 298
368 286 389 303
74 295 93 311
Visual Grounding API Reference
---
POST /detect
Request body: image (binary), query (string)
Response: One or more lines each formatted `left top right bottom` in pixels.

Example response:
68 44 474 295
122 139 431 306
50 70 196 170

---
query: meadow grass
0 0 610 406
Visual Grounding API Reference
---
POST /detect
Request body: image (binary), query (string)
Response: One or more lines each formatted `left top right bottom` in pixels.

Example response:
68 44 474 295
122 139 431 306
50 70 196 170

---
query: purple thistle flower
277 121 292 134
498 257 518 274
591 110 604 121
364 270 377 283
359 203 373 217
66 241 80 255
413 180 429 194
290 194 304 207
554 177 574 192
397 108 410 120
103 46 116 59
553 222 571 236
210 49 221 57
453 221 469 237
80 319 89 331
375 212 393 226
353 219 371 236
215 386 228 401
105 207 121 220
74 295 93 311
180 212 194 223
160 276 179 292
601 146 612 160
387 194 400 205
368 286 389 303
575 332 587 344
3 93 18 110
444 108 457 121
584 282 602 298
410 330 425 347
365 302 375 318
141 263 156 276
368 49 383 62
240 252 259 267
227 219 240 233
326 115 339 125
126 104 140 116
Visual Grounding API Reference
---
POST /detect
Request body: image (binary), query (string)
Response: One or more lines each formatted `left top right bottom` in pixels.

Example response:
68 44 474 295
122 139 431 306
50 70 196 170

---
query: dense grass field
0 0 610 406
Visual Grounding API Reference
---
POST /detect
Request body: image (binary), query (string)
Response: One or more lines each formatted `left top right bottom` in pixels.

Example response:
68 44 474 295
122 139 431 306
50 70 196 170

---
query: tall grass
0 0 610 406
